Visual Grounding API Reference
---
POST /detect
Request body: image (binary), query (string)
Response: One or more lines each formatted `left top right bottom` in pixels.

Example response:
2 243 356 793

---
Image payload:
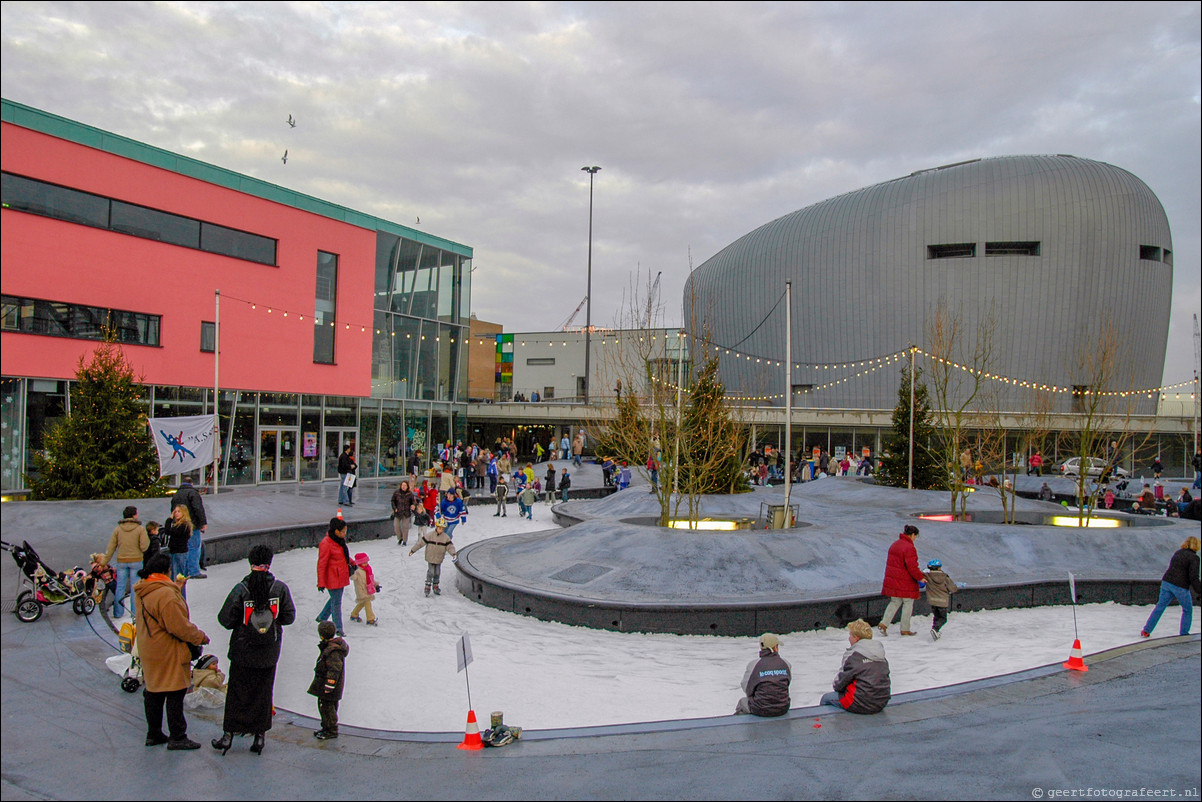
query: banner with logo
149 414 216 476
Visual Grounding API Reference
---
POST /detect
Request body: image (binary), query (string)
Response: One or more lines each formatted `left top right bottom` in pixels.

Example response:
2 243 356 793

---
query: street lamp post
581 165 600 405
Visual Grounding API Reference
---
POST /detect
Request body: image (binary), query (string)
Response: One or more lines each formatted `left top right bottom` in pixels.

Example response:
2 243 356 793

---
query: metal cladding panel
684 156 1172 412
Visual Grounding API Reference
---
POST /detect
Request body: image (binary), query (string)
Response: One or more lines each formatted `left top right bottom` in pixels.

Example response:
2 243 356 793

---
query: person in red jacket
316 517 351 636
877 524 927 636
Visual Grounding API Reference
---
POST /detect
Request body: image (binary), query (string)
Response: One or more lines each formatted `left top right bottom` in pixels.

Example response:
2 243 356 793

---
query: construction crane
559 295 588 331
645 271 662 329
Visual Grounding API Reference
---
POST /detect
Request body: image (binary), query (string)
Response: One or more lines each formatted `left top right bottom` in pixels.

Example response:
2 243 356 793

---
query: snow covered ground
177 505 1197 733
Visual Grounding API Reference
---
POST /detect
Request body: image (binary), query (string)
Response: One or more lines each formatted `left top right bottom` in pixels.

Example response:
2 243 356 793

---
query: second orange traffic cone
1062 639 1089 672
458 710 484 750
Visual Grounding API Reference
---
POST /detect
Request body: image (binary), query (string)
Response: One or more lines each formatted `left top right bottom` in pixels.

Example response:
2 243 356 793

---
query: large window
1 295 161 347
2 172 277 266
313 251 338 364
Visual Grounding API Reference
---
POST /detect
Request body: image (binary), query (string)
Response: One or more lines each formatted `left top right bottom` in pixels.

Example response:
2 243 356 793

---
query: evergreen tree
679 357 749 495
878 365 945 490
27 333 166 500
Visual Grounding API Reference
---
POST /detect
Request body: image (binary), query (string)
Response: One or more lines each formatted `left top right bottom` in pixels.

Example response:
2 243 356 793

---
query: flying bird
282 149 288 165
415 216 421 225
287 114 296 128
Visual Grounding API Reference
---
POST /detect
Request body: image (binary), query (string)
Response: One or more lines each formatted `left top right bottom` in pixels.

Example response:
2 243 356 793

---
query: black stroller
2 540 97 622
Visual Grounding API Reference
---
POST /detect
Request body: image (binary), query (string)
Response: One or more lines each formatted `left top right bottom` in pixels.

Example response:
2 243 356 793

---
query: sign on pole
1067 571 1077 604
456 632 473 673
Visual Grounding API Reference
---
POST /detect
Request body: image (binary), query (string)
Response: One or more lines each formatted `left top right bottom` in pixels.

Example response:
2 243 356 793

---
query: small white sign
456 632 473 673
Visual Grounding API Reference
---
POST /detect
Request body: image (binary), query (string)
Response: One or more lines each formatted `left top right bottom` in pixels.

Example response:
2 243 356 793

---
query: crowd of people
97 443 1201 750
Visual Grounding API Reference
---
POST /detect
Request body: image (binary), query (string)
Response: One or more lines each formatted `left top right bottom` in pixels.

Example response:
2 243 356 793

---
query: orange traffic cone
458 710 484 750
1062 639 1089 672
336 507 344 519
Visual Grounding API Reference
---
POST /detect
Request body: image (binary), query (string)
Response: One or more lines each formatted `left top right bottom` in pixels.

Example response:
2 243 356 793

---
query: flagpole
212 289 220 496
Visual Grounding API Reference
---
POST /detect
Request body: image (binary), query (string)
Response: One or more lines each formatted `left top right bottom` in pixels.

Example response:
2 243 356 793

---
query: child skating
308 621 348 740
409 520 457 597
349 552 380 626
518 483 537 520
924 559 958 640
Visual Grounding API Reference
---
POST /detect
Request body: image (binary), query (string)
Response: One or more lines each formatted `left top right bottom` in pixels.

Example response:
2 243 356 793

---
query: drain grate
550 563 612 585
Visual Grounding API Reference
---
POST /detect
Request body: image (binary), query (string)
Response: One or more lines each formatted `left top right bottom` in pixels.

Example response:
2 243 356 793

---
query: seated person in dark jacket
820 619 891 714
734 633 791 717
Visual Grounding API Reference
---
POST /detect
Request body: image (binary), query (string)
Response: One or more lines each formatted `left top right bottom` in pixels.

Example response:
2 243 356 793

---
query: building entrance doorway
325 429 358 481
259 428 298 483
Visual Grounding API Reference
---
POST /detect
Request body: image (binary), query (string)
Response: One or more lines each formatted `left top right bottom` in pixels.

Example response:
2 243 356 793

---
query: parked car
1058 457 1129 479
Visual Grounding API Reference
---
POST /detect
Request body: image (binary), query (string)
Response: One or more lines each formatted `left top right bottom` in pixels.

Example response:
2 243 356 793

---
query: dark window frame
927 243 977 259
0 294 161 347
2 171 278 266
985 241 1041 257
200 321 216 353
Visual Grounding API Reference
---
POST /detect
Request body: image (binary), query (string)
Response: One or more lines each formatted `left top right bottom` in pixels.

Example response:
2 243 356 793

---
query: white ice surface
179 506 1197 732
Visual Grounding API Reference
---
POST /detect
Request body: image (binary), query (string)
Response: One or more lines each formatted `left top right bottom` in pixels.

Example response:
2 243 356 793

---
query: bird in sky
287 114 296 128
415 216 421 225
282 149 288 165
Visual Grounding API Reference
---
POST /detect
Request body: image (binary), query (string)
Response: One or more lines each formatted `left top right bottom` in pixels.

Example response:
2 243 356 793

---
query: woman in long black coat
212 544 296 755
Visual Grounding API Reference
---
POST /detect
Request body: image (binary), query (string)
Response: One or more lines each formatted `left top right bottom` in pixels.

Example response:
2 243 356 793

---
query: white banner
149 415 216 477
1067 571 1077 604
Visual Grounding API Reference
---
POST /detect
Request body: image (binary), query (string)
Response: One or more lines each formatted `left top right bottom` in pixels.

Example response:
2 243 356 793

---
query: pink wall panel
2 123 377 396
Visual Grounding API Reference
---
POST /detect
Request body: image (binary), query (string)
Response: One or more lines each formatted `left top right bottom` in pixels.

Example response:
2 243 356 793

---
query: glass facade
372 231 470 402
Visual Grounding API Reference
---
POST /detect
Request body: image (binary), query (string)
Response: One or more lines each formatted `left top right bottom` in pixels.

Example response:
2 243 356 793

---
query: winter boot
930 629 941 641
424 584 431 597
433 585 441 596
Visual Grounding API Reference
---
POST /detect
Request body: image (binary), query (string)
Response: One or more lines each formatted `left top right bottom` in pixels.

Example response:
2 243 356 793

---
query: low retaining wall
452 572 1164 637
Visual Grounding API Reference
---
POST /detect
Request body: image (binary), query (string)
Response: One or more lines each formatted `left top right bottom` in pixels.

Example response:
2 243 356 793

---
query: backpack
241 584 280 647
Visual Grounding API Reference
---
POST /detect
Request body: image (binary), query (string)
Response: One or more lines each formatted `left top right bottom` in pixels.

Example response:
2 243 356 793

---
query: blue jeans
1143 581 1194 636
113 561 141 618
169 552 189 598
561 487 570 502
317 587 345 634
443 521 459 539
338 474 354 505
185 529 203 576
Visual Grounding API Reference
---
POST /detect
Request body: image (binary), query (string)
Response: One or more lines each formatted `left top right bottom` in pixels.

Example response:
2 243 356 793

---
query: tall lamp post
581 165 601 405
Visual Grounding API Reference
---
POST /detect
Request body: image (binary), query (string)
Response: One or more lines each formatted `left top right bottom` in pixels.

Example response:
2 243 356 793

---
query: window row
927 242 1041 259
1 172 277 265
1 295 161 347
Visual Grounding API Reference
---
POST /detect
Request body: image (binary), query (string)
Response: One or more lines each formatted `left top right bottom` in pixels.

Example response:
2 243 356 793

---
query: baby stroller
3 539 97 623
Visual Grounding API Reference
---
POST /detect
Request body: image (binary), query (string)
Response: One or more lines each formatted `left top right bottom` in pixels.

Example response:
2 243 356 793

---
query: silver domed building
684 155 1172 413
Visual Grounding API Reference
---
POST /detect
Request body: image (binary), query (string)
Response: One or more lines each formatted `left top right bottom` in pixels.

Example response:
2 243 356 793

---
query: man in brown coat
133 553 209 750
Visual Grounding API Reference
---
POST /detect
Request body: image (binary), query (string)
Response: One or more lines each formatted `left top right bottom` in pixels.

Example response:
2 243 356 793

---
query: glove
317 586 325 593
918 581 927 590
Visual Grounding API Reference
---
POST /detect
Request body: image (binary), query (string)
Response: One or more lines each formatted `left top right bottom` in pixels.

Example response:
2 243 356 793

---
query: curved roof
684 155 1172 412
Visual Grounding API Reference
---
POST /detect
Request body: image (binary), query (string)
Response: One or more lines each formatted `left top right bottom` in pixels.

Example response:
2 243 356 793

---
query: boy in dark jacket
734 633 791 717
309 621 349 740
820 619 891 714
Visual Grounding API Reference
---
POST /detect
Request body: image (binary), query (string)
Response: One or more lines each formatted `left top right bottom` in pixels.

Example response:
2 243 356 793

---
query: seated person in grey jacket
819 619 891 714
734 633 791 717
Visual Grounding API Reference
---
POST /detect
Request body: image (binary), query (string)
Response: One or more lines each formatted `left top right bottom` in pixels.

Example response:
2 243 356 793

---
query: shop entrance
258 428 298 483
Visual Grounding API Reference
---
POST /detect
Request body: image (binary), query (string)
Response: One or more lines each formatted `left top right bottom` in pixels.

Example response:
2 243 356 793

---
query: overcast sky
3 1 1199 384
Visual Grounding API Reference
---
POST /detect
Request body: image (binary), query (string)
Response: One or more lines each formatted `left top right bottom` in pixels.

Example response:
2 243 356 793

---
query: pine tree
877 365 945 490
679 357 749 495
27 333 166 500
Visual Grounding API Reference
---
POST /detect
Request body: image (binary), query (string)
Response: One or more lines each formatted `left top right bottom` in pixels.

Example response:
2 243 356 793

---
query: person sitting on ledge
734 633 791 717
820 619 891 714
1038 482 1054 502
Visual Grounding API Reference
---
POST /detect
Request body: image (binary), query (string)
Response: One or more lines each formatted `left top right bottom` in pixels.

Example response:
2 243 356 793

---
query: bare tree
1060 323 1154 525
924 300 997 518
